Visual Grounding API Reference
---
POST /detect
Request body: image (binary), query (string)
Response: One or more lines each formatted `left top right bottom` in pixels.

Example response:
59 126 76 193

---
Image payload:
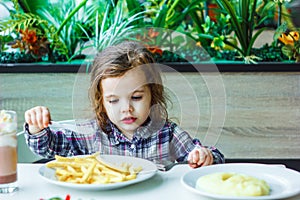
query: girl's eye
132 96 142 101
108 99 119 104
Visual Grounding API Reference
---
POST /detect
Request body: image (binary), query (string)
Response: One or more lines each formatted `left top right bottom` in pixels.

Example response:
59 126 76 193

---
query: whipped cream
0 135 17 147
0 110 17 135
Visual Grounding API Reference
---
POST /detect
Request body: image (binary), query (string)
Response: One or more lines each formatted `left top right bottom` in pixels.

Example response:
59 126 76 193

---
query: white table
1 164 300 200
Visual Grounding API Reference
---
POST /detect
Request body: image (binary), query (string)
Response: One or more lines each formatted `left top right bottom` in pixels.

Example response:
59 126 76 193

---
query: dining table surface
1 163 300 200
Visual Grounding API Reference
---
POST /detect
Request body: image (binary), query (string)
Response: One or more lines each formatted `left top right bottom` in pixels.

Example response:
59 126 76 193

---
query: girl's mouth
122 117 137 124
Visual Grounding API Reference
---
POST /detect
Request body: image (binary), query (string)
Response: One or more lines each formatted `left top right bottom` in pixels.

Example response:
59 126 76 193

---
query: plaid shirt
24 119 224 164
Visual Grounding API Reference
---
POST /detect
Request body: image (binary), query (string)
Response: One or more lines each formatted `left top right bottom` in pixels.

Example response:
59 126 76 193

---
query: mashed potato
196 172 270 196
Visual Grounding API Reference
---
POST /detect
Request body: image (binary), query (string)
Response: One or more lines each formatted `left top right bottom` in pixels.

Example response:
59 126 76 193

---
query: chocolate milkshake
0 110 18 193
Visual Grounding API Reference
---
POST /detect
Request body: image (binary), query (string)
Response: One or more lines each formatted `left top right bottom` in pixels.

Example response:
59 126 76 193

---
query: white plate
181 163 300 200
39 155 157 190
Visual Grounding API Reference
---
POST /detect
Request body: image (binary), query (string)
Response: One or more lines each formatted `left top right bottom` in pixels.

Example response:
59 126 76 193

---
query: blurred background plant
0 0 298 64
274 22 300 61
0 0 90 62
0 0 212 63
212 0 271 63
196 0 286 62
78 0 146 56
142 0 206 43
0 0 52 62
128 0 212 63
36 0 90 61
197 13 237 58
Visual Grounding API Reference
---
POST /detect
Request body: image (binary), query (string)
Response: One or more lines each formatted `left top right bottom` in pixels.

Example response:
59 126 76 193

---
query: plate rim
180 163 300 200
38 154 158 190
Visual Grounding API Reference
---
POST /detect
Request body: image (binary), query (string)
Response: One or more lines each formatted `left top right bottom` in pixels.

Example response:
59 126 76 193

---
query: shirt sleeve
168 122 198 162
24 123 98 158
192 138 225 164
168 121 225 164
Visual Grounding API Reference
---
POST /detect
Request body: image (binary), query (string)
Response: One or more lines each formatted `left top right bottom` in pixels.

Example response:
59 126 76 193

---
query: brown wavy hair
89 41 169 131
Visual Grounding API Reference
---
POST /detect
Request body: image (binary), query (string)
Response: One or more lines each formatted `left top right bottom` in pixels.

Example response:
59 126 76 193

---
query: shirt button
130 144 135 149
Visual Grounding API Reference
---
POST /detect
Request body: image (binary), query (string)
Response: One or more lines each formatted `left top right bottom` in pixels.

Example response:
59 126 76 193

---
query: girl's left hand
188 146 213 168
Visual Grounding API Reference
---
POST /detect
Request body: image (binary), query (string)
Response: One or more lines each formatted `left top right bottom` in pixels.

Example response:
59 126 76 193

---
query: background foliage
0 0 295 63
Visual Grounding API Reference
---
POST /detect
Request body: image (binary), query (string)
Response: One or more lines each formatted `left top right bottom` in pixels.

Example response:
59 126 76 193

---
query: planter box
0 62 85 73
1 61 300 73
166 61 300 72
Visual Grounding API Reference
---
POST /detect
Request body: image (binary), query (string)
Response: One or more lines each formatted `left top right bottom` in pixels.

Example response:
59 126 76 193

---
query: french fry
46 153 142 184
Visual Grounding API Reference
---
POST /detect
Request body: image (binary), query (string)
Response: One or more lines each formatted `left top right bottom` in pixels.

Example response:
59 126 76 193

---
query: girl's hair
89 41 168 130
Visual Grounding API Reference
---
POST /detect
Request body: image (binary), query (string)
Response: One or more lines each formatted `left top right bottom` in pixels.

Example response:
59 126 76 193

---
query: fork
49 121 78 132
154 160 189 171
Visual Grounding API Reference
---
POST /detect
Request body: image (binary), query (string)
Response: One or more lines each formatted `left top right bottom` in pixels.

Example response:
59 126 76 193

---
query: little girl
24 41 224 168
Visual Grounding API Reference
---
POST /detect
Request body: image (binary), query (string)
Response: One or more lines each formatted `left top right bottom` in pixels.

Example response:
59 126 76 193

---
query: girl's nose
120 100 133 113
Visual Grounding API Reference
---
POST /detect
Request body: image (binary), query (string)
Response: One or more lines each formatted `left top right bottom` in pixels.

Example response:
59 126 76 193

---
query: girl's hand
188 146 213 168
25 106 51 134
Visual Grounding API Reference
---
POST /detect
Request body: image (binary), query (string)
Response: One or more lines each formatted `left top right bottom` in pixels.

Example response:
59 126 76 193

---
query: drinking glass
0 110 18 193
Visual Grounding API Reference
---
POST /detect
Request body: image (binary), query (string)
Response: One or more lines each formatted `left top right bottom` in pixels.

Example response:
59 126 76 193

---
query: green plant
36 0 89 60
0 0 89 62
0 10 54 59
17 0 49 15
78 0 146 53
143 0 208 45
0 35 13 52
10 28 50 58
144 0 203 30
0 1 53 59
274 22 300 62
256 0 294 28
198 13 235 51
215 0 269 63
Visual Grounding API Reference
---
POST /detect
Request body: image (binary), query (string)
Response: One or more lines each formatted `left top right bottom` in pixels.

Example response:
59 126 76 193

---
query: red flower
10 28 50 58
20 29 38 44
65 194 71 200
148 28 159 38
146 45 163 55
135 28 163 56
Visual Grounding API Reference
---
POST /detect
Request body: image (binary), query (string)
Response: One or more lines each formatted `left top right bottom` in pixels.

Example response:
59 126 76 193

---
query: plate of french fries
38 153 157 190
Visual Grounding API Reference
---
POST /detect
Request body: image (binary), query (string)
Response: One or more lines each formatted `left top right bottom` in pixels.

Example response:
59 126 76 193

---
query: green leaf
198 33 214 40
125 0 144 26
154 4 168 27
178 0 206 34
282 45 294 59
247 27 267 55
18 0 50 14
274 22 288 41
215 0 265 58
48 197 63 200
212 36 225 48
55 0 88 35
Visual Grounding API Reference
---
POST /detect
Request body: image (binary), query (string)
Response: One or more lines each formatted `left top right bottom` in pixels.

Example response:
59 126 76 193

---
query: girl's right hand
24 106 51 134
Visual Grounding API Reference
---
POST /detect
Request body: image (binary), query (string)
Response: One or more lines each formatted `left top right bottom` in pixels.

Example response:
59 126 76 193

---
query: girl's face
101 68 152 139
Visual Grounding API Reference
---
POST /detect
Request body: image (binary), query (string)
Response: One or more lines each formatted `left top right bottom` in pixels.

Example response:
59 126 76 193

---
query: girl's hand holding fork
188 146 214 168
25 106 51 134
